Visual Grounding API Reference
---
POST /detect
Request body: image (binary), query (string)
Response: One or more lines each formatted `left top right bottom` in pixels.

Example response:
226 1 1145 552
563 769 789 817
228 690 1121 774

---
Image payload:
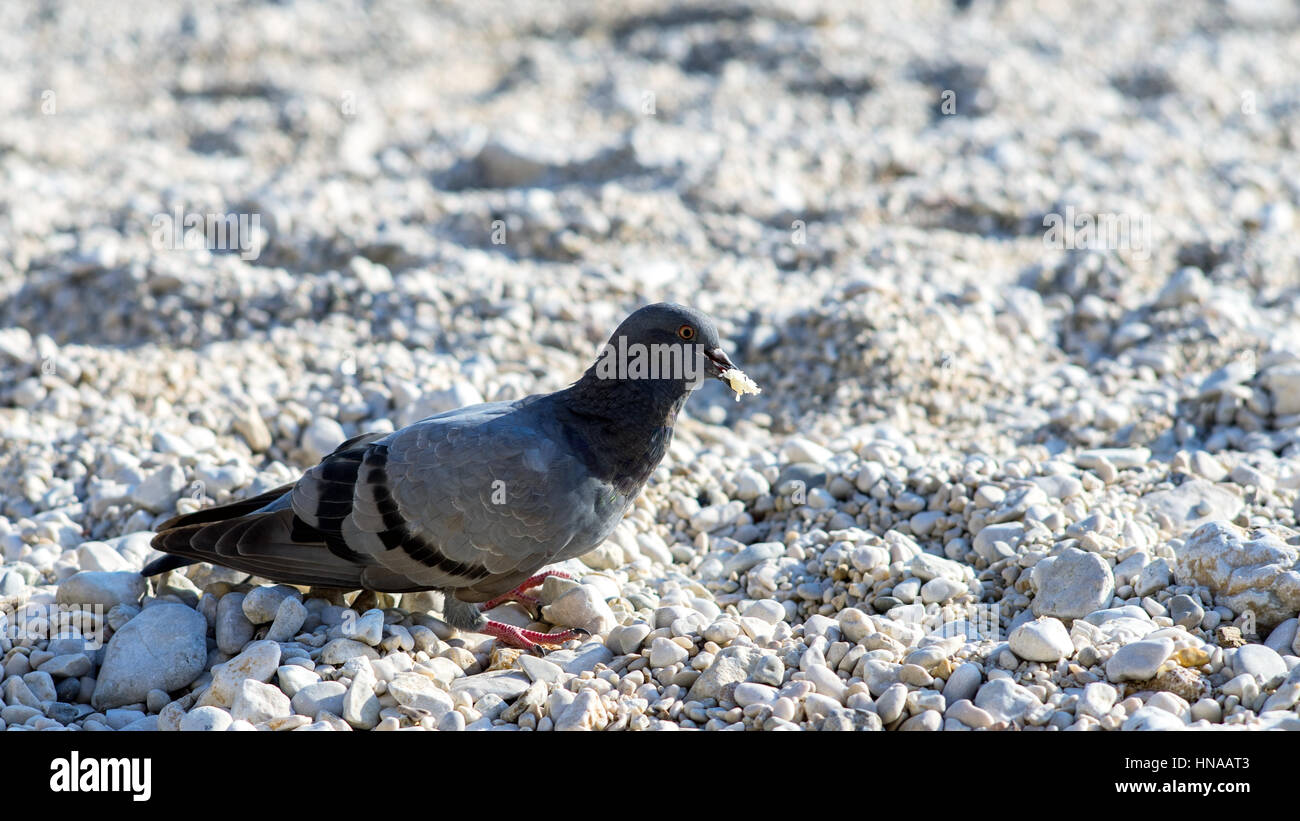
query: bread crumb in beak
721 368 761 401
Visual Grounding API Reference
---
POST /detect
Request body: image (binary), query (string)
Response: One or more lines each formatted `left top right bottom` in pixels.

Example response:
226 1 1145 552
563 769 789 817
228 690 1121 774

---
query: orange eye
678 325 695 340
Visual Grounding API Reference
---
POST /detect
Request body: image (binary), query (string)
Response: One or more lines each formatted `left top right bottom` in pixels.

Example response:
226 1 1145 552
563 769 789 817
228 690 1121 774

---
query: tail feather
154 482 297 531
147 490 371 589
145 430 395 590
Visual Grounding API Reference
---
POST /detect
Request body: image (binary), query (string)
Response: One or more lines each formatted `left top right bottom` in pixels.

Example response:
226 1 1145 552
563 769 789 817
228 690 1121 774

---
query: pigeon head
562 303 739 494
589 302 737 389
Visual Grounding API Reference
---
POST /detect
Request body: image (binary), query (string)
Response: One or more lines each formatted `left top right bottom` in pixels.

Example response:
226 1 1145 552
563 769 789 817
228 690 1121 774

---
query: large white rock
540 583 617 635
1105 637 1174 682
206 640 281 707
1031 547 1115 622
1173 521 1300 628
974 678 1041 724
57 571 146 610
1008 617 1074 662
230 679 292 724
1262 363 1300 416
386 672 453 721
92 604 207 710
1142 481 1243 537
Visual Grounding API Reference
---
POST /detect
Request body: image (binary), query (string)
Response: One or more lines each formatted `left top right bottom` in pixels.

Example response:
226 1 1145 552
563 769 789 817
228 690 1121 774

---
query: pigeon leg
443 592 587 654
480 622 590 654
477 570 577 616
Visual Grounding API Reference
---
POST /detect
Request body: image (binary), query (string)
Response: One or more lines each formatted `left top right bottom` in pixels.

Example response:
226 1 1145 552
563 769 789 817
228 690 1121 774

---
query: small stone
56 571 146 610
276 665 321 698
1168 595 1205 630
216 592 255 654
180 706 233 732
1122 706 1186 731
1105 638 1175 682
290 681 348 719
265 596 308 643
1264 618 1298 655
733 469 770 501
606 623 651 655
341 608 385 646
208 640 281 707
1031 547 1115 622
920 577 968 605
554 689 609 731
319 638 381 665
342 660 382 730
1233 644 1286 683
450 670 532 702
898 710 942 731
233 407 273 452
722 542 785 576
1008 617 1074 662
132 465 187 513
942 662 983 704
702 619 742 645
974 678 1042 724
517 654 564 685
749 654 785 687
382 673 452 721
1076 682 1118 720
146 689 171 714
648 637 689 668
875 684 907 724
734 682 778 706
37 653 93 678
242 585 302 624
972 522 1026 561
1191 698 1222 723
76 541 132 572
540 584 617 635
687 646 763 701
1133 558 1172 598
945 700 994 729
742 599 786 625
231 679 292 724
436 710 466 732
781 437 832 465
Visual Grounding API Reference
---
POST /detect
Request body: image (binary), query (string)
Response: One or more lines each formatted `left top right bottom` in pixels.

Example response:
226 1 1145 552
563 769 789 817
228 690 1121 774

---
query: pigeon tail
146 484 371 589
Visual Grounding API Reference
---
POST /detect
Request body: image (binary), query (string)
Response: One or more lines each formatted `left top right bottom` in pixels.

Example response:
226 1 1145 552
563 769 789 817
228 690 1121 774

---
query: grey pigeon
144 303 746 648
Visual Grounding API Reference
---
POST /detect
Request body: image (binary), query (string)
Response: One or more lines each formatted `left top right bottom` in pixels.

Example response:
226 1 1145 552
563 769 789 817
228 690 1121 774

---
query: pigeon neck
562 371 690 494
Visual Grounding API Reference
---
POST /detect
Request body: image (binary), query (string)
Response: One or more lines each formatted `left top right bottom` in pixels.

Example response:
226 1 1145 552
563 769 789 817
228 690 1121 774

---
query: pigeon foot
477 570 577 617
481 621 590 654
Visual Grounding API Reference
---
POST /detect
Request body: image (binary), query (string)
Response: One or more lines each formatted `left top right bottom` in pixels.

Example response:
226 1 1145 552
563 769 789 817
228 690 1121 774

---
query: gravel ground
3 0 1300 732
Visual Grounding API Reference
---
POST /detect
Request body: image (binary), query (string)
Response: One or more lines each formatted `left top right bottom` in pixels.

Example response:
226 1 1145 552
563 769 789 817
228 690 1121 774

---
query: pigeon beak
704 346 736 380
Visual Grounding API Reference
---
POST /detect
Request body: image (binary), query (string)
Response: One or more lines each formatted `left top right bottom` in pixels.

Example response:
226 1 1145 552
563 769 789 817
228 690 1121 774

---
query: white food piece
722 368 762 401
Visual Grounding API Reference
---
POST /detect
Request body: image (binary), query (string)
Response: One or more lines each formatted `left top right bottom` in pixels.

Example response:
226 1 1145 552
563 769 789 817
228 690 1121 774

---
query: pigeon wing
336 401 613 598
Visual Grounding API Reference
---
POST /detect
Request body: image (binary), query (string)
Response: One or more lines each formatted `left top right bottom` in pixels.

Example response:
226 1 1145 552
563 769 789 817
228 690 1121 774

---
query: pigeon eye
677 325 695 340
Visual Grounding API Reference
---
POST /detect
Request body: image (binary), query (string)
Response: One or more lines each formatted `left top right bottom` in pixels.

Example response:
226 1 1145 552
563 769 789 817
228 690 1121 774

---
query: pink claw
478 570 576 613
481 621 589 653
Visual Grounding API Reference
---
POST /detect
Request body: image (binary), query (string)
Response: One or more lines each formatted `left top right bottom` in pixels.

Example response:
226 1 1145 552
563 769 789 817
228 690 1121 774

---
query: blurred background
1 0 1299 532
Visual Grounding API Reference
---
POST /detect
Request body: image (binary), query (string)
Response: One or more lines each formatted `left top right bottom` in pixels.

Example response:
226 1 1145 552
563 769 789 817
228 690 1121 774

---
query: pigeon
143 303 749 649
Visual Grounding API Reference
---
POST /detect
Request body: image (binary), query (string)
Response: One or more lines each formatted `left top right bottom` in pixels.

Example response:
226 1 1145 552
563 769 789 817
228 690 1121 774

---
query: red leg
478 570 577 613
481 620 589 653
